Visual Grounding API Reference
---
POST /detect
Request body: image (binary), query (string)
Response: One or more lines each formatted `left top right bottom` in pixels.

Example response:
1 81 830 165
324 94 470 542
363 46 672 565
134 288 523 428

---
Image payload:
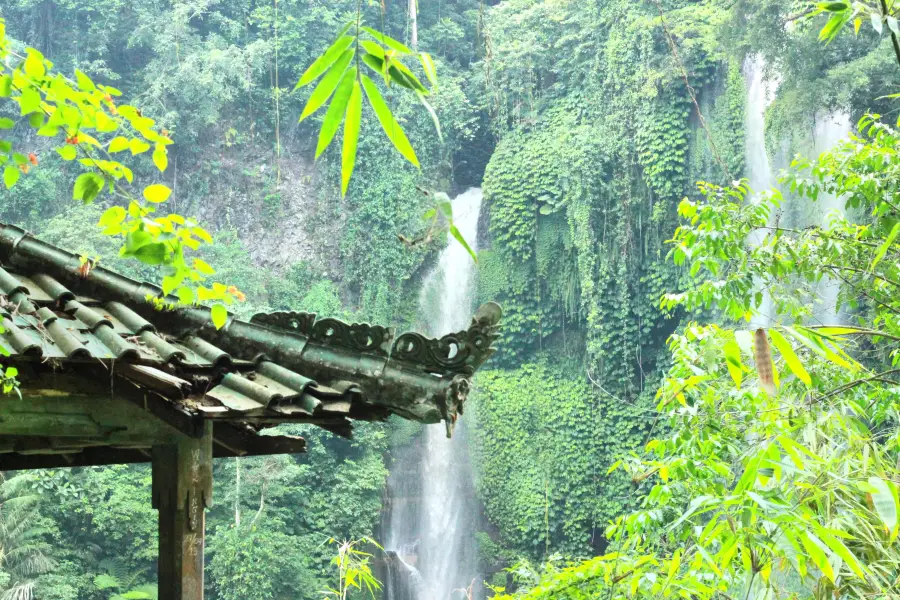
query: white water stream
383 188 484 600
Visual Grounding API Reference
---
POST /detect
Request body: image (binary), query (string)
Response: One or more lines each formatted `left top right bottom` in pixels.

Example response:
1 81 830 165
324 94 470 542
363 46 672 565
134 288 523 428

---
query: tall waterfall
383 188 484 600
744 54 779 326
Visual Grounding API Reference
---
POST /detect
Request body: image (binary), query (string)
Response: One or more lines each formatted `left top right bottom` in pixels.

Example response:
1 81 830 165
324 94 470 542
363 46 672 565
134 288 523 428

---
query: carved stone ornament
443 375 471 438
310 318 393 357
391 302 502 375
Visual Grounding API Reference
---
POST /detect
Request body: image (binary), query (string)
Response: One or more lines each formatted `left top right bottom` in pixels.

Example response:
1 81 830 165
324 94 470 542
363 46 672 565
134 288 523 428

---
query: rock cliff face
190 153 345 276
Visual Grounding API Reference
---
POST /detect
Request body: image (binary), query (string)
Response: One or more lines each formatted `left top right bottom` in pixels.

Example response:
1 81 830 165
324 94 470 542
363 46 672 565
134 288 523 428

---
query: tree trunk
409 0 418 49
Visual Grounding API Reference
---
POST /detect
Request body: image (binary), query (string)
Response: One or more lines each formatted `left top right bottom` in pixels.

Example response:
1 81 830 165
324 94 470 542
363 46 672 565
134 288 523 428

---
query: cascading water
743 55 849 324
383 188 484 600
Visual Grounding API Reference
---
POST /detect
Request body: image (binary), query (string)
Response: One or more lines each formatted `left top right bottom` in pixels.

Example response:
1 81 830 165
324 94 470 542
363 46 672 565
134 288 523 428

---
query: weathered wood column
152 422 213 600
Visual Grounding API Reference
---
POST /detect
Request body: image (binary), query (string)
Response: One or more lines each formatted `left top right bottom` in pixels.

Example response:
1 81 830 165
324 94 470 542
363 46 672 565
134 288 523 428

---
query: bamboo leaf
420 52 438 89
449 223 477 263
360 26 413 54
813 525 866 579
416 92 442 142
295 35 354 89
316 67 357 159
360 75 419 167
722 333 743 389
867 477 898 538
801 531 835 583
299 49 354 123
769 329 811 387
341 80 362 197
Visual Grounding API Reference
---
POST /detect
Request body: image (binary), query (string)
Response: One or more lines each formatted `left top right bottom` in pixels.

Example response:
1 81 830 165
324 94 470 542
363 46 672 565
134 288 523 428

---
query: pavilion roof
0 223 500 469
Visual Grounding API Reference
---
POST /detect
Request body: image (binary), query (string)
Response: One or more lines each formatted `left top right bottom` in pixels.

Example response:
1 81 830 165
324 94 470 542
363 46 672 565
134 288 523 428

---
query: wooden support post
152 422 213 600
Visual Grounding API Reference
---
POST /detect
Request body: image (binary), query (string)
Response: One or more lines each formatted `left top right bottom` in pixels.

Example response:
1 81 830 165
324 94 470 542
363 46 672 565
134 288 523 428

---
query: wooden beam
152 422 213 600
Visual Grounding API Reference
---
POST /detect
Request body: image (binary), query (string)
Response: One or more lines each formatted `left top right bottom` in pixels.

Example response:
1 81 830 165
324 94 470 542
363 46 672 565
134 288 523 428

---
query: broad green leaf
417 92 442 142
298 49 354 123
143 184 172 203
18 88 40 114
108 136 129 153
130 138 151 155
23 49 46 78
361 75 419 167
0 117 13 129
0 75 12 97
3 166 20 189
177 286 195 304
316 67 356 158
73 172 105 203
99 206 126 227
819 1 847 10
341 80 362 197
361 26 413 54
153 144 168 172
295 35 354 89
135 243 167 265
871 221 900 270
420 53 438 89
868 477 898 537
769 329 811 386
211 304 228 330
449 223 477 263
56 146 77 160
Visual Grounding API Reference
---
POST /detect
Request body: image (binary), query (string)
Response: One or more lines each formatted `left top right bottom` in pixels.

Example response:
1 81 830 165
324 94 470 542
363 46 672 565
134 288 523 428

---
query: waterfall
744 54 779 326
383 188 484 600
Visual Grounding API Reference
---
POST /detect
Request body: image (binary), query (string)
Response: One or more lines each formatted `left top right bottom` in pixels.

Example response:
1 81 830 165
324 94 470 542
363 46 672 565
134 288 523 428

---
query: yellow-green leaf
75 69 95 92
56 146 77 161
130 138 151 155
3 166 20 189
143 184 172 203
769 329 811 387
360 75 419 168
98 206 126 227
813 525 866 579
193 258 216 276
341 80 362 197
211 303 228 330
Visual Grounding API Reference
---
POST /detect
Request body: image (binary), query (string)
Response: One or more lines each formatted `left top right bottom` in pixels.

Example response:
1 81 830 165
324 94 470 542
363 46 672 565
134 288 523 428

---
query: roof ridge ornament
249 310 394 357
